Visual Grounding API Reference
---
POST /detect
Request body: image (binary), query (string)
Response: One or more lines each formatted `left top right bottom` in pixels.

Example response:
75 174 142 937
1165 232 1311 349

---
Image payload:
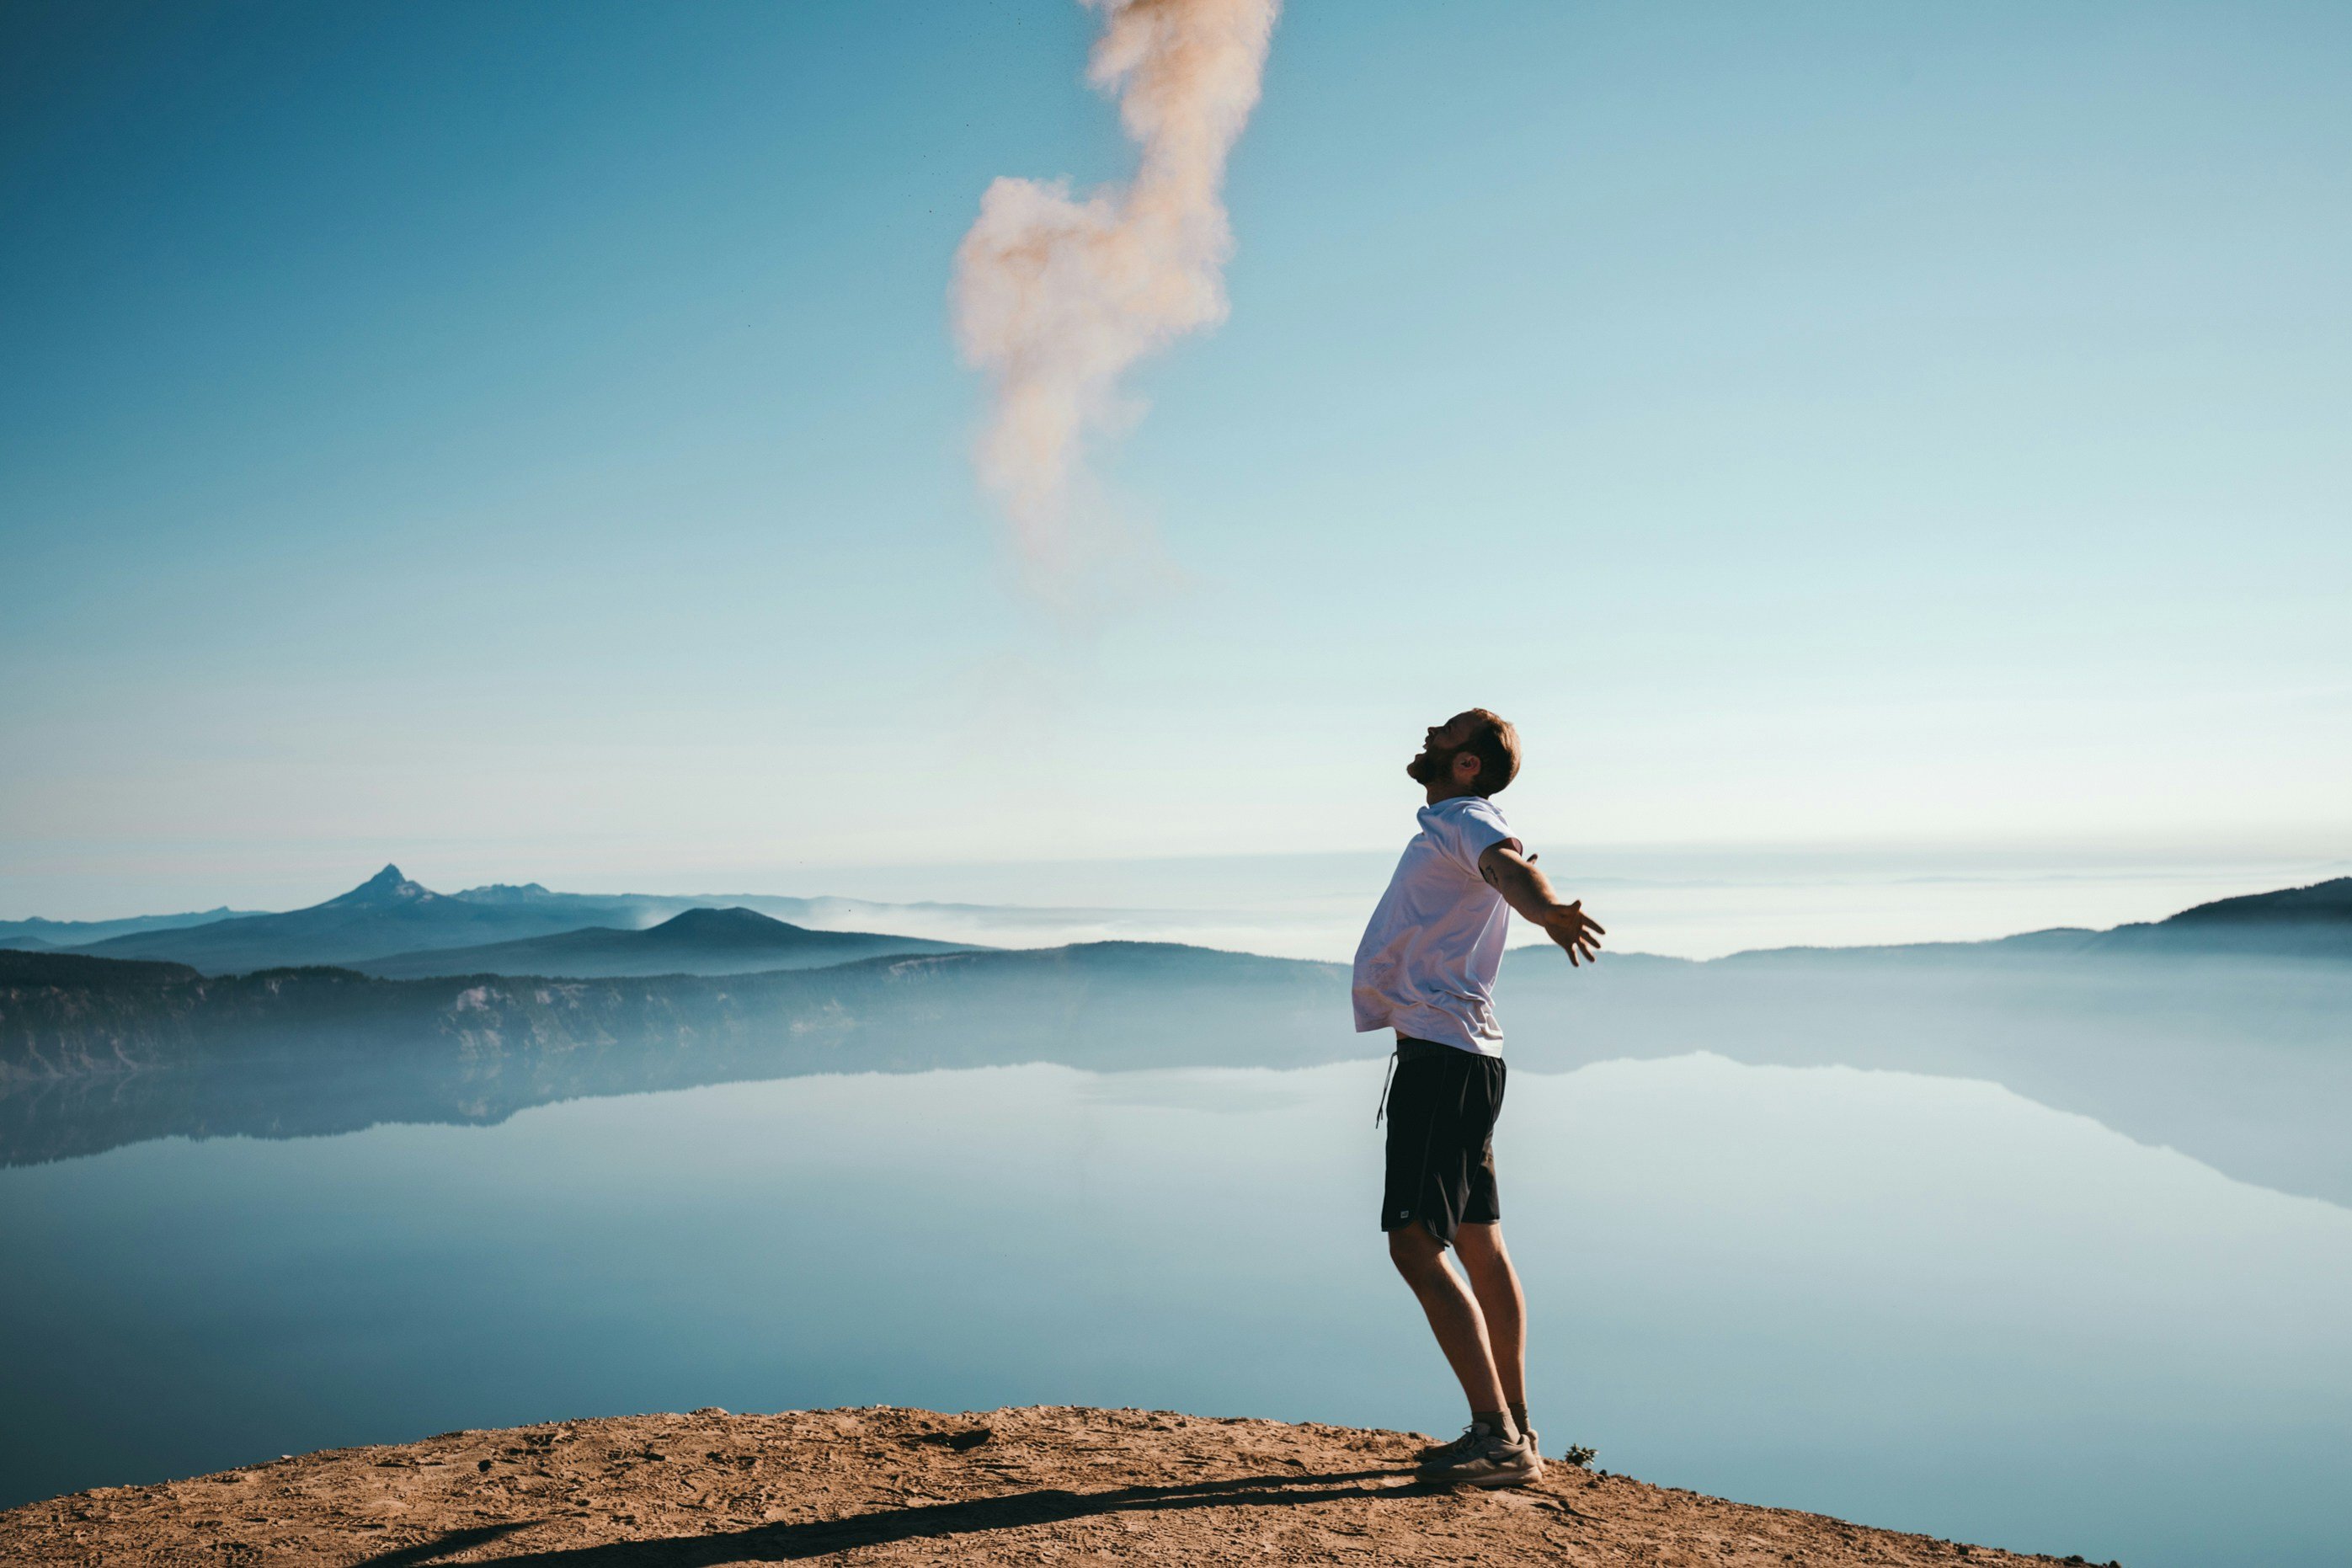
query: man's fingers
1555 912 1609 967
1587 920 1607 936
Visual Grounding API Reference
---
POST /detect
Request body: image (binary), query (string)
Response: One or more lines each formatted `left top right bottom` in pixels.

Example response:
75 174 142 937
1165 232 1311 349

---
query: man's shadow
355 1465 1431 1566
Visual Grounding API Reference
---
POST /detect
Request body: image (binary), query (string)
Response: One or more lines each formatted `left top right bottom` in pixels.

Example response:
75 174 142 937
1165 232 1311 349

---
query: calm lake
3 1052 2348 1565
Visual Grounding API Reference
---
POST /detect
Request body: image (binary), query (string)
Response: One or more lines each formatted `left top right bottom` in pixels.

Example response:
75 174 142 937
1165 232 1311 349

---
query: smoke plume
952 0 1279 592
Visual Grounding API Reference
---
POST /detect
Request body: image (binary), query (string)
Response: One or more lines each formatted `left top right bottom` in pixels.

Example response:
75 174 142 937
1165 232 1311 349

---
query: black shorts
1379 1037 1505 1244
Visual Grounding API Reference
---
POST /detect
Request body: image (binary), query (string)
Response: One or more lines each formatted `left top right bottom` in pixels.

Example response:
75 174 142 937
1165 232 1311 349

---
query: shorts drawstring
1373 1046 1400 1127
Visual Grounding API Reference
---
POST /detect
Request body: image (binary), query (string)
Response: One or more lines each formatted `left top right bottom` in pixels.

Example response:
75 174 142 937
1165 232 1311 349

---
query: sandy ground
0 1405 2116 1566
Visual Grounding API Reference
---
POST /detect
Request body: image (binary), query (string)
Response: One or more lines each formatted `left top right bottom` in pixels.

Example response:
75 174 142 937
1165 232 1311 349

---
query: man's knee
1387 1221 1447 1279
1453 1221 1505 1263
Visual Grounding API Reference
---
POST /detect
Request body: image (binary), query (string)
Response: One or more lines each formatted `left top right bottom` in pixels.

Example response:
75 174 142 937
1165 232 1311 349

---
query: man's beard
1407 745 1455 785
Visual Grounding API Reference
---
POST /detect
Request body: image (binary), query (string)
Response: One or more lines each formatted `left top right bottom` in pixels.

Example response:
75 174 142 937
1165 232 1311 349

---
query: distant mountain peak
322 865 440 909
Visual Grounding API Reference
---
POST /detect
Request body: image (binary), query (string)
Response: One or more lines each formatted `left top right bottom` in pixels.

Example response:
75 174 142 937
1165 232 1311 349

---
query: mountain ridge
14 868 1068 975
16 869 2351 977
349 904 972 979
35 868 979 976
1568 876 2352 966
0 906 264 948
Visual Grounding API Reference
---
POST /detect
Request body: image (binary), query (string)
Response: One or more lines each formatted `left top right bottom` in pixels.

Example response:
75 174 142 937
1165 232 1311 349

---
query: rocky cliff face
0 953 209 1080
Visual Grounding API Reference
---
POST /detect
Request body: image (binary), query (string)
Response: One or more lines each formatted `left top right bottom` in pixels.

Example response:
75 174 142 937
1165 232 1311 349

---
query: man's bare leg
1387 1222 1510 1423
1452 1223 1527 1416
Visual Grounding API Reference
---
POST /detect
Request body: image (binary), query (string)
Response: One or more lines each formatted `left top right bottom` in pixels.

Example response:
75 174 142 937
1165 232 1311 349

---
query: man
1353 708 1603 1489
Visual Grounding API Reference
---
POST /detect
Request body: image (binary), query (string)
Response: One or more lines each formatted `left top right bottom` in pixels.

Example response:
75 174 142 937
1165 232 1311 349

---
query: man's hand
1479 843 1606 967
1532 899 1605 965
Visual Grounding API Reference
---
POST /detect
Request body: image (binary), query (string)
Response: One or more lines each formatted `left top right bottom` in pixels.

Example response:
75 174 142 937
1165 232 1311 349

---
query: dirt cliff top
0 1404 2110 1565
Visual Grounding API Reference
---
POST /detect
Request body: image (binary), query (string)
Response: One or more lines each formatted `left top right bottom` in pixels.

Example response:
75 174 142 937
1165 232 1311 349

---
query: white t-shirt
1352 794 1520 1055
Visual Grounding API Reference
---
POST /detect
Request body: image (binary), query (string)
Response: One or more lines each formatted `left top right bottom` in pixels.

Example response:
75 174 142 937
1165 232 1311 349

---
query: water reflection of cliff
0 947 1352 1166
3 944 2346 1208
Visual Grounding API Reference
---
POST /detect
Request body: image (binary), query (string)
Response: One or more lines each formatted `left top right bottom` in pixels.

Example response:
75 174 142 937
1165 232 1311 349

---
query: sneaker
1413 1423 1488 1467
1416 1422 1544 1489
1415 1420 1539 1466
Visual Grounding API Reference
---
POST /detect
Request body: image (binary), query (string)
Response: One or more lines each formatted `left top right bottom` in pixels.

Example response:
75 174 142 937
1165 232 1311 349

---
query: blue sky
3 1 2348 919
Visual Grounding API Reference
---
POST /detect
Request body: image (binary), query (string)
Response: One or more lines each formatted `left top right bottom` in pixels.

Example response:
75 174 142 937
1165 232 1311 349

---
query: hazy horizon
7 837 2345 963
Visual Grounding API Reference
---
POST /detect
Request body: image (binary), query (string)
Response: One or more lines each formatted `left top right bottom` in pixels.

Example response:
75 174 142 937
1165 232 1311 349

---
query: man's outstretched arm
1479 843 1605 966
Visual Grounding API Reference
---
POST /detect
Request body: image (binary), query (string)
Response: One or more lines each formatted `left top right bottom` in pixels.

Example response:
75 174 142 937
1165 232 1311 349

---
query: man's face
1406 712 1481 789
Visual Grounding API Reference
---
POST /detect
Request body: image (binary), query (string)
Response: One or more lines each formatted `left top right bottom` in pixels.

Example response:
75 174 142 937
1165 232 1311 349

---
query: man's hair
1462 709 1520 797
